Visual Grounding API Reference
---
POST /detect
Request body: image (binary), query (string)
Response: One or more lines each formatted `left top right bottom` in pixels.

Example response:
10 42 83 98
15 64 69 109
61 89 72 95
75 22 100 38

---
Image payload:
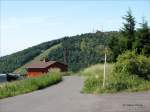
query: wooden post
103 50 107 88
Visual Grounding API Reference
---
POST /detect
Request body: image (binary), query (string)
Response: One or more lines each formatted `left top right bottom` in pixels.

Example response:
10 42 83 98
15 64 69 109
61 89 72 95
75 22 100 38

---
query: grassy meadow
0 69 62 99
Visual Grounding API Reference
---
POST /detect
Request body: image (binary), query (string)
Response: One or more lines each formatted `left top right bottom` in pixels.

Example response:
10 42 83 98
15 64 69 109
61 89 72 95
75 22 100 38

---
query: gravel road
0 76 150 112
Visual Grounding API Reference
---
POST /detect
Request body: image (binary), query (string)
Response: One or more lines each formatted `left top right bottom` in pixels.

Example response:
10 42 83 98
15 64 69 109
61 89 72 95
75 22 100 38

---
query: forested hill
0 31 119 73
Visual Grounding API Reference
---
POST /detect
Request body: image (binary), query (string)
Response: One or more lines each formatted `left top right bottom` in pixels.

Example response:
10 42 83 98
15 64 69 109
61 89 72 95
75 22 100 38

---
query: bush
81 55 150 93
107 72 148 92
113 51 150 80
105 51 150 92
0 70 62 99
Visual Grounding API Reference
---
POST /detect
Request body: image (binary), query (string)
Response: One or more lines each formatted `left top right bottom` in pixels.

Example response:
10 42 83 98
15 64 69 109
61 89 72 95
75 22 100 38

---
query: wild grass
61 71 74 76
0 69 62 99
81 64 113 93
79 64 113 77
81 63 150 94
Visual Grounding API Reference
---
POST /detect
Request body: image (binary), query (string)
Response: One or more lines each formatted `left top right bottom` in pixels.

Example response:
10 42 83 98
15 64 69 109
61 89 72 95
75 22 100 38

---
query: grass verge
81 64 150 94
0 70 62 99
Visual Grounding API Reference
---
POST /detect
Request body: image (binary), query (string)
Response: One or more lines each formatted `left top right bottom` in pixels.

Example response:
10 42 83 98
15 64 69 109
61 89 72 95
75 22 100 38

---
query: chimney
42 58 49 62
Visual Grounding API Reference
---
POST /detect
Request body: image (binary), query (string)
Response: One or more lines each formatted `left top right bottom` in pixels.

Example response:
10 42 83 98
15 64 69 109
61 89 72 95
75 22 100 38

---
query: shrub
81 58 150 93
105 51 150 92
113 51 150 80
107 72 144 92
0 70 62 99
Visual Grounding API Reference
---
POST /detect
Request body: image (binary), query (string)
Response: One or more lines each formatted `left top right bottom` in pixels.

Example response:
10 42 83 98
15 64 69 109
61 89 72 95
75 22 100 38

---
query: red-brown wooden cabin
25 60 67 77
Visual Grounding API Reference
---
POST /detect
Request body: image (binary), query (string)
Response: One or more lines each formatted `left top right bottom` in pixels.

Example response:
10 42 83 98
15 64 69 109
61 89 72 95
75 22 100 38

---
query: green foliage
81 64 113 93
107 32 126 61
0 70 62 99
15 44 61 74
121 8 135 50
61 71 74 76
79 64 104 77
105 51 150 92
106 72 150 92
113 51 150 80
0 40 61 73
108 9 150 61
48 32 114 71
81 62 150 94
81 64 104 93
0 31 117 73
108 9 136 61
133 18 150 56
82 76 102 93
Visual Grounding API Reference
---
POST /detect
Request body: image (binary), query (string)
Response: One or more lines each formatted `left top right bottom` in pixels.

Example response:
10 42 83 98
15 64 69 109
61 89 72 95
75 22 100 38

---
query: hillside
0 31 119 73
0 39 63 73
14 44 61 74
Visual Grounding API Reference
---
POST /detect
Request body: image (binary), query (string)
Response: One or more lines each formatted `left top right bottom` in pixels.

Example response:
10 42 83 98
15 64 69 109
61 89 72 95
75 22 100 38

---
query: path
0 76 150 112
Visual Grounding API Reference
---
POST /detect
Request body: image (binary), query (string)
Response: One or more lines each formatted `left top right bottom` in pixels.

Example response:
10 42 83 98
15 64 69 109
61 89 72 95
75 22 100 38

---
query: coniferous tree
134 18 150 55
121 8 136 50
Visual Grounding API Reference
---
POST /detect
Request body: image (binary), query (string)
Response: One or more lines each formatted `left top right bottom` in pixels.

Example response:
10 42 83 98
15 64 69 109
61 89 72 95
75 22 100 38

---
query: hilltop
0 31 119 74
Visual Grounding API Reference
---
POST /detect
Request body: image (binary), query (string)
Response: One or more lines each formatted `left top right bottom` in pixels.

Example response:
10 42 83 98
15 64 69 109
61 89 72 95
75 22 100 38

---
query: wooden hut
26 60 67 77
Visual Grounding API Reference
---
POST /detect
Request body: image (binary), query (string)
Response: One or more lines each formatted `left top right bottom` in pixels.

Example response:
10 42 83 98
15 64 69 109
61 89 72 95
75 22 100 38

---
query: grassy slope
14 44 62 74
33 44 62 61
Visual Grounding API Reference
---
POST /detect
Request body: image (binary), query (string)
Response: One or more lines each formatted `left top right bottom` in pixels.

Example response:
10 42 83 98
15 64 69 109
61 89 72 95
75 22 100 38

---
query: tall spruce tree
134 18 150 55
121 9 135 50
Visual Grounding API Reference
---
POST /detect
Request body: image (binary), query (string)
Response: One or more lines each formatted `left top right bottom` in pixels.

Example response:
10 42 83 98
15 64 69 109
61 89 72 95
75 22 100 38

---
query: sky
0 0 150 56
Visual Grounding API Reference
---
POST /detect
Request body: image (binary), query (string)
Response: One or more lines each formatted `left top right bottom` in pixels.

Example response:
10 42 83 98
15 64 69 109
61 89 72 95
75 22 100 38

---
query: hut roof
25 61 57 69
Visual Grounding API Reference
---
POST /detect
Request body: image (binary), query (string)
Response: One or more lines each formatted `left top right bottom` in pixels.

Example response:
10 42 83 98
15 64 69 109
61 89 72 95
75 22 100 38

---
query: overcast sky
0 0 150 56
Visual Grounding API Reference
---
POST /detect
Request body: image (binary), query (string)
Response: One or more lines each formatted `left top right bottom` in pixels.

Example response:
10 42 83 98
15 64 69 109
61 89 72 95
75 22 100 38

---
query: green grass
79 64 113 77
80 64 113 93
81 64 150 94
0 69 62 99
61 71 75 76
